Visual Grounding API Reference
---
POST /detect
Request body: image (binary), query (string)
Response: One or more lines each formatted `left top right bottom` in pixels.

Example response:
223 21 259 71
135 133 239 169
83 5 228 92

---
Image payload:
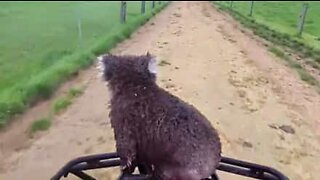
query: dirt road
1 2 320 180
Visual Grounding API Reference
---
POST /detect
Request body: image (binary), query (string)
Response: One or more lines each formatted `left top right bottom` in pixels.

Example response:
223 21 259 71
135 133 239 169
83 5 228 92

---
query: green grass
269 47 287 60
53 97 72 114
269 47 303 70
216 1 320 49
29 117 51 134
29 86 84 135
215 2 320 91
215 2 320 64
68 87 84 98
269 46 320 89
297 69 318 86
53 87 84 114
0 2 168 128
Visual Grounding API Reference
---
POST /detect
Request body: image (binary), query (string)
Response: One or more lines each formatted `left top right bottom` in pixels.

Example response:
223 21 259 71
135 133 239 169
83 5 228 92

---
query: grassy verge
214 2 320 91
214 3 320 64
269 46 320 89
215 2 320 48
29 117 51 135
53 87 84 114
29 86 84 135
0 2 169 128
53 97 72 114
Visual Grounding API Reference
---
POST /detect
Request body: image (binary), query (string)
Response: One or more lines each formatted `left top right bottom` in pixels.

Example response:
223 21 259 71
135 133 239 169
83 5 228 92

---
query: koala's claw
121 159 135 173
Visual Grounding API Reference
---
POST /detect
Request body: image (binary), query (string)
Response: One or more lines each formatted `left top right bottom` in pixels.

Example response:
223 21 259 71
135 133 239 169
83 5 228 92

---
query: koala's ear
96 55 105 72
148 56 157 74
96 54 116 81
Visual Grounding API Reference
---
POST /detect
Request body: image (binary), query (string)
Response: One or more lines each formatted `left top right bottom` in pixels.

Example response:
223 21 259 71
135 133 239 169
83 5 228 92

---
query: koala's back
111 86 221 179
152 89 220 176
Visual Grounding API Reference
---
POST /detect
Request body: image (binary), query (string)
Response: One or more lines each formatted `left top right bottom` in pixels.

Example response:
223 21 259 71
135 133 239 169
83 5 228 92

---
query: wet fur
97 54 221 180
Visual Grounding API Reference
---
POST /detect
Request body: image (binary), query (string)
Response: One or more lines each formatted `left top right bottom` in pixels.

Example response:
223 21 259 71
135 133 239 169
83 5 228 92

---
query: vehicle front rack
51 152 289 180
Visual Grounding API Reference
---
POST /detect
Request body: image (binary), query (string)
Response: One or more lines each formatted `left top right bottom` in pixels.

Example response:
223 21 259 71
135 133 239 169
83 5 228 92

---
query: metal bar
71 171 96 180
218 164 278 180
220 157 289 180
76 2 83 48
120 1 127 23
297 3 309 36
52 153 289 180
119 174 150 180
141 1 146 14
51 153 118 180
249 1 254 16
70 159 121 171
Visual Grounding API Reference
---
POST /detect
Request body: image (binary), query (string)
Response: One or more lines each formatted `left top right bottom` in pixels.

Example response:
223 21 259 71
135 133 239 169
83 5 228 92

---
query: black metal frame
51 152 289 180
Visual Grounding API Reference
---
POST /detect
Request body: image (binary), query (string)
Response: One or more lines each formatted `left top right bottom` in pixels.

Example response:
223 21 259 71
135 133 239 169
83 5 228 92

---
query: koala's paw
120 156 136 174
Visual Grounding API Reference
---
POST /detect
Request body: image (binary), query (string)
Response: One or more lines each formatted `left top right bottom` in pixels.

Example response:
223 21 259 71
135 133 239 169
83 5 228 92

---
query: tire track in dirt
1 2 320 180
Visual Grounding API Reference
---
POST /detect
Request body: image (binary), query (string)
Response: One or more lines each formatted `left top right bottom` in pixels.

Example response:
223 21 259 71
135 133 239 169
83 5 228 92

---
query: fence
0 1 166 126
0 1 164 92
216 1 320 42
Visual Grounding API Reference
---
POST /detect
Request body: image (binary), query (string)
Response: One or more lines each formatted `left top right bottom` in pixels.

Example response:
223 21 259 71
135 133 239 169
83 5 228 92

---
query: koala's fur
97 53 221 180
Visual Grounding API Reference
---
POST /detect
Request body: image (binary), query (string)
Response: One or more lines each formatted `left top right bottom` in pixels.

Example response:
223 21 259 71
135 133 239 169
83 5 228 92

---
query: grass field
215 2 320 62
216 1 320 49
214 1 320 92
0 1 167 127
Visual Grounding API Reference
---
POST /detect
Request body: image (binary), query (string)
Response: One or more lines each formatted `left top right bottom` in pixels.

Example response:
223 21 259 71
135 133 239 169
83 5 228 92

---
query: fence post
159 1 161 5
152 1 155 9
120 1 127 24
77 15 83 48
297 3 308 36
230 1 233 10
141 1 146 14
76 4 83 48
249 1 254 16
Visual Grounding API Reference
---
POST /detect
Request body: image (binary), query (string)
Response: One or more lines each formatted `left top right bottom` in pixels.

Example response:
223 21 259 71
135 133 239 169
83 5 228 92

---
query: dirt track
1 2 320 180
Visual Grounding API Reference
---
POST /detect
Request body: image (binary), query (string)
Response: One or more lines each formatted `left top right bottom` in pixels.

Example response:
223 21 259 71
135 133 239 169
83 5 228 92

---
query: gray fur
98 54 221 180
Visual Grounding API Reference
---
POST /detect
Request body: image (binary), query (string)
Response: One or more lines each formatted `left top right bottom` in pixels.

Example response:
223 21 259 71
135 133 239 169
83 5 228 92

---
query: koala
97 53 221 180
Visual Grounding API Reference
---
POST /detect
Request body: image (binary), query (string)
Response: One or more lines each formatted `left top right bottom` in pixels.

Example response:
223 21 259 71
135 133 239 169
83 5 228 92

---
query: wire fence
216 1 320 47
0 1 166 126
0 1 163 92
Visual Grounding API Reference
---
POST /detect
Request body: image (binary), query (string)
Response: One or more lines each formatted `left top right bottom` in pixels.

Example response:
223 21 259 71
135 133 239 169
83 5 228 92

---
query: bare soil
1 2 320 180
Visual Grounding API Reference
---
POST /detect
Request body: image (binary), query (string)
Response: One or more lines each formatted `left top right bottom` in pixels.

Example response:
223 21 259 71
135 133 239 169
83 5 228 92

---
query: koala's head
97 53 157 85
